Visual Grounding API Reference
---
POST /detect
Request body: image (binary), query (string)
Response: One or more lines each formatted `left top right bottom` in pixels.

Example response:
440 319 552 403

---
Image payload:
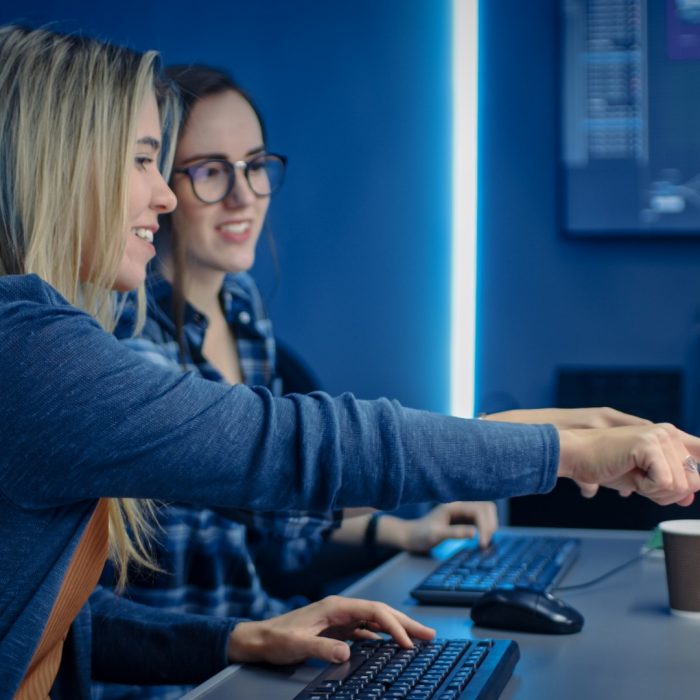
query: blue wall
1 1 452 413
6 1 699 428
477 0 700 431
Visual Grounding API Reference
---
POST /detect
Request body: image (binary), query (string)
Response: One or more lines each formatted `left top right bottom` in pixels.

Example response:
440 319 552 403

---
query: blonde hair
0 25 180 587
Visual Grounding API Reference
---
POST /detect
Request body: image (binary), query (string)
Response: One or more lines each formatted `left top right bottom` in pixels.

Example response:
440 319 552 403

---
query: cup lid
658 520 700 536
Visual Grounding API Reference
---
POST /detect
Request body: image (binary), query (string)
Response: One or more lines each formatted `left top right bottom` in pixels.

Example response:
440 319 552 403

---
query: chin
227 253 256 274
112 271 146 292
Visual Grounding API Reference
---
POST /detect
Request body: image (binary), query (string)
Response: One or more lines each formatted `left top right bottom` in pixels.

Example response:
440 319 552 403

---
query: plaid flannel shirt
96 267 340 700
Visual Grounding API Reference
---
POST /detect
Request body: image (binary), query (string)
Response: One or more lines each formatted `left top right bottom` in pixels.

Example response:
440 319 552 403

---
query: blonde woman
0 26 431 698
0 24 699 700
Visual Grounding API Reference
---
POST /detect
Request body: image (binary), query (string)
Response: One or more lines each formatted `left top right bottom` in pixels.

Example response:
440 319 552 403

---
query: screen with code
561 0 700 235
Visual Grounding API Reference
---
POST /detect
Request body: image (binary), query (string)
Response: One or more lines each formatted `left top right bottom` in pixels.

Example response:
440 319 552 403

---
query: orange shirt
16 500 109 700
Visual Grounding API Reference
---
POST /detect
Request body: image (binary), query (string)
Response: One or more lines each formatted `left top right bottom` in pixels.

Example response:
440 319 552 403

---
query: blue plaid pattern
95 266 340 700
118 267 278 390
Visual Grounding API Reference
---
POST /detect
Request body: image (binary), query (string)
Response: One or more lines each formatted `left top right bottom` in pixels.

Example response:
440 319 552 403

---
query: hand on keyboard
226 595 436 666
396 501 499 552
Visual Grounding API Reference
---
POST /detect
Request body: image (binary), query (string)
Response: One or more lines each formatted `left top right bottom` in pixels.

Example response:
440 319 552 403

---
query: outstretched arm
1 279 697 513
482 407 650 429
0 278 561 512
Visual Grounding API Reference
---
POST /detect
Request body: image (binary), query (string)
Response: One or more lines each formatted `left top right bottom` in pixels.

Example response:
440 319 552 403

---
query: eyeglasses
174 153 287 204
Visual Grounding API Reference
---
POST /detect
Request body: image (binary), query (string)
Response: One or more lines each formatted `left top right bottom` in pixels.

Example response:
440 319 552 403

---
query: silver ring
683 455 698 474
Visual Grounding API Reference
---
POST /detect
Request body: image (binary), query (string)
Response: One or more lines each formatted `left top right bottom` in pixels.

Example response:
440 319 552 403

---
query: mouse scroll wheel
535 592 555 612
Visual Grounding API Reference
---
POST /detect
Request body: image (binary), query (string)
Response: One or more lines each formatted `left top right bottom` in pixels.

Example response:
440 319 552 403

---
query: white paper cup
659 520 700 618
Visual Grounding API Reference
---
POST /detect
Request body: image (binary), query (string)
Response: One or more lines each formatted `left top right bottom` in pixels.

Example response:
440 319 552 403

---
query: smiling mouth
219 222 250 235
134 228 154 244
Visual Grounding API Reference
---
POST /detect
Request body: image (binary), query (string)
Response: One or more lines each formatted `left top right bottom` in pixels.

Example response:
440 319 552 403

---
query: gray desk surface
183 528 698 700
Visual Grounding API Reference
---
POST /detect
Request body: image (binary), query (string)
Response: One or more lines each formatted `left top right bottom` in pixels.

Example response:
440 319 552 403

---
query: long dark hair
162 65 274 362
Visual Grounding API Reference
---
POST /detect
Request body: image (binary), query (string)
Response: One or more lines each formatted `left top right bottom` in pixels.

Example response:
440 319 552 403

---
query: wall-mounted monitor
561 0 700 236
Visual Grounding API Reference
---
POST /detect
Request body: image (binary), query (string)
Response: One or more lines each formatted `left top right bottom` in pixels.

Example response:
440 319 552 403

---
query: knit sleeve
0 276 559 513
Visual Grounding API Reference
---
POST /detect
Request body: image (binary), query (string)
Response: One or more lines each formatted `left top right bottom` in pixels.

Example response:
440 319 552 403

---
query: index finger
474 503 498 547
633 431 695 505
361 602 436 648
445 501 498 547
679 430 700 462
674 432 700 500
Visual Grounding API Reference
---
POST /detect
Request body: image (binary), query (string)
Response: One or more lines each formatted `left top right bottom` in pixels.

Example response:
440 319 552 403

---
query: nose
152 170 177 214
223 167 256 208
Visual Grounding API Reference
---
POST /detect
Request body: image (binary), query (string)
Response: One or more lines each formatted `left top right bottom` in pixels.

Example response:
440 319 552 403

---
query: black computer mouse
470 586 584 635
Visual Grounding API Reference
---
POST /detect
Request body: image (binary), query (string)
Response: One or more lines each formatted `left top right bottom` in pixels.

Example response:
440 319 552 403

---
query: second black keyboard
410 534 580 606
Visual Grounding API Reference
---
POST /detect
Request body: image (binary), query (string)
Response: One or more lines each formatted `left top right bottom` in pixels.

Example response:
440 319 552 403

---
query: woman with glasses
1 26 699 699
99 67 501 699
104 62 694 698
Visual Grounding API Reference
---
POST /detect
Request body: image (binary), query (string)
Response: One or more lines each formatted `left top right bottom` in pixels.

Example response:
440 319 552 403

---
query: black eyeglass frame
173 153 288 204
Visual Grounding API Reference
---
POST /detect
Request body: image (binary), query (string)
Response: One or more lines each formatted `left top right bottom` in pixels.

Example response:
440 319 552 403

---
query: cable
553 550 653 593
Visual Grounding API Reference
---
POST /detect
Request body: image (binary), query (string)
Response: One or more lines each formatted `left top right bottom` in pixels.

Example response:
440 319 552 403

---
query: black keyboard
293 637 519 700
411 534 580 606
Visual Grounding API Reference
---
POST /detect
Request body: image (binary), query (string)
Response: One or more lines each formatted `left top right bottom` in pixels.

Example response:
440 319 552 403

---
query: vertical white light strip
450 0 479 418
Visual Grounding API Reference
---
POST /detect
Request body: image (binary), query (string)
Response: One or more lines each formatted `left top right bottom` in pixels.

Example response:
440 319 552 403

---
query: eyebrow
179 145 266 166
137 136 161 151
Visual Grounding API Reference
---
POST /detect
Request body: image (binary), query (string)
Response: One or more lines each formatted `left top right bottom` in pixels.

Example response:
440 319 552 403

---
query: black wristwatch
364 512 383 550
